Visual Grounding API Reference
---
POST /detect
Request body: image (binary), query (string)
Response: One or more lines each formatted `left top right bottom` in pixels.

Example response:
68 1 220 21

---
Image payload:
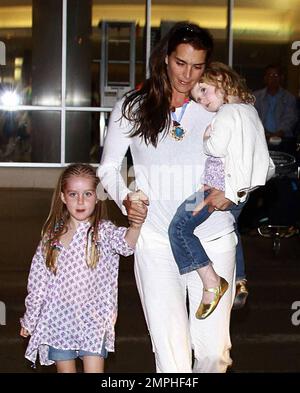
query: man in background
254 65 298 141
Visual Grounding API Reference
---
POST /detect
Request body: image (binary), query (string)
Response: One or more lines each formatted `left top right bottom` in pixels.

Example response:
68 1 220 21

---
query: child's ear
165 56 168 65
61 192 66 204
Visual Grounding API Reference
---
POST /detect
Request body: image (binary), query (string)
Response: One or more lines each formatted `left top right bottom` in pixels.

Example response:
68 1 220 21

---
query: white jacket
204 103 275 204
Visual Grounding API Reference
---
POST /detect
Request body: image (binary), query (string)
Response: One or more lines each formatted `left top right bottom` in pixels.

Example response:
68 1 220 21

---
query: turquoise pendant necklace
169 100 190 141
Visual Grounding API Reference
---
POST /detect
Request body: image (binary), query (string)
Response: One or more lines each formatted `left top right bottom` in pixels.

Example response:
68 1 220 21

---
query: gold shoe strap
203 286 220 294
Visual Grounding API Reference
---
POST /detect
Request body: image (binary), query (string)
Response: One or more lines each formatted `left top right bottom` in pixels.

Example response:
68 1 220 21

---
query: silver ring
214 207 219 211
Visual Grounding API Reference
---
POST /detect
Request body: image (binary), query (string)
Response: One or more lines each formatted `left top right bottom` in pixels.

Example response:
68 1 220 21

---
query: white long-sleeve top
204 103 275 205
98 99 235 240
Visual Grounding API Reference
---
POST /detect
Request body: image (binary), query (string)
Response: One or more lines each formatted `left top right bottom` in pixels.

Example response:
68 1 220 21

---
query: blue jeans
168 190 246 278
48 346 108 361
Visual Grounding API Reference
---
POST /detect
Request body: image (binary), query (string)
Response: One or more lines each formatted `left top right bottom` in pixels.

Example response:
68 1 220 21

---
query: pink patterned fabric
20 220 134 366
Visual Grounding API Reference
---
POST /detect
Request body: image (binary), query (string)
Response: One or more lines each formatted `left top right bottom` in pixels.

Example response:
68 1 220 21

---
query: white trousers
134 227 237 373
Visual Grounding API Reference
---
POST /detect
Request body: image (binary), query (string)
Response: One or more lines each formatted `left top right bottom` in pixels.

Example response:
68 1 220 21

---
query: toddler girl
168 62 274 320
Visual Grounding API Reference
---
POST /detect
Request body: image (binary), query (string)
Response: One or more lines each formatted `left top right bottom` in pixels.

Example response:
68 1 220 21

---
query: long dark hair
122 22 214 147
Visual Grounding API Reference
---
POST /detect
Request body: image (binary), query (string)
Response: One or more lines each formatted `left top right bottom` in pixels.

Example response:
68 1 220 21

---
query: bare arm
124 225 142 248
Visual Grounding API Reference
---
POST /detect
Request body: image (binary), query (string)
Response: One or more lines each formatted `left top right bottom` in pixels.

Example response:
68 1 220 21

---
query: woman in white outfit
98 22 237 373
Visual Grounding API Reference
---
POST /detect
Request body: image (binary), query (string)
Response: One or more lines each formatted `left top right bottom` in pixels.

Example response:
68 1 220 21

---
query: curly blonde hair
200 62 255 104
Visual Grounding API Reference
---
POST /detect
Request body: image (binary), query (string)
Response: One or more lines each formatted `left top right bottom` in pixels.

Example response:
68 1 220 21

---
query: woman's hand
20 327 30 338
123 190 149 227
192 186 232 216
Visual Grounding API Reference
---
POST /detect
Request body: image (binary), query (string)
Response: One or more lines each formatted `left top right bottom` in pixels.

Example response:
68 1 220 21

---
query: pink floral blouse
20 220 134 366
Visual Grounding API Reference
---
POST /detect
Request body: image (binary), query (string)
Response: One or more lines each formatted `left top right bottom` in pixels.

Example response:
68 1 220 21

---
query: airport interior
0 0 300 374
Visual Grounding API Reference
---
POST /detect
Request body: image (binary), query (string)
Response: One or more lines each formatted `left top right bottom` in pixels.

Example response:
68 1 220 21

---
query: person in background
254 64 298 141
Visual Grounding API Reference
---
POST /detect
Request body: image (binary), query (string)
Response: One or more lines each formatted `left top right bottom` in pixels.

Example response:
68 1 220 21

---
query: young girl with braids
20 163 143 373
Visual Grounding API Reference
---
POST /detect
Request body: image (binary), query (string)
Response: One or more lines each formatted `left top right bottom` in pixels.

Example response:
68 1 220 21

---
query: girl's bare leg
55 359 77 373
82 356 104 373
197 263 220 303
196 262 228 319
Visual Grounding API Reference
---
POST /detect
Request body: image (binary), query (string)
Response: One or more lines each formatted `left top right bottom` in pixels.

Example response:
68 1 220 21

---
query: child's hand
20 327 30 338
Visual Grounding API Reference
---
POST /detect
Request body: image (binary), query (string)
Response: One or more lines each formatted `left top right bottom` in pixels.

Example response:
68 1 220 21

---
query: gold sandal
196 277 229 319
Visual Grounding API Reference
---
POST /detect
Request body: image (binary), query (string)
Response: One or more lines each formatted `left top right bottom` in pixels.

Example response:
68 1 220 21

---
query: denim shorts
48 345 108 361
